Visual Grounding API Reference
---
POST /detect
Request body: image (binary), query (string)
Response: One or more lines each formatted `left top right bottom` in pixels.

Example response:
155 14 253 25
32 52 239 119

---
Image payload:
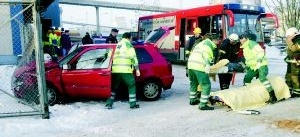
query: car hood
13 60 58 77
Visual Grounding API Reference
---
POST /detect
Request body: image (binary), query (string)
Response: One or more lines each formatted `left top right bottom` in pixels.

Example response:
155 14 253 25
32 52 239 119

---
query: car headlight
11 76 24 89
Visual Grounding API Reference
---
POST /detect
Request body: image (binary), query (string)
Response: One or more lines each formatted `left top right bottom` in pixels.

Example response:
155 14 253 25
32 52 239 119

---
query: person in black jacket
218 33 241 90
106 28 119 43
60 30 72 56
82 32 93 45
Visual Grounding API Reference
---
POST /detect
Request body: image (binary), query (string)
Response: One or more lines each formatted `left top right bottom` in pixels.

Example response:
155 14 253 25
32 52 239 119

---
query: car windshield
144 28 166 43
228 14 262 41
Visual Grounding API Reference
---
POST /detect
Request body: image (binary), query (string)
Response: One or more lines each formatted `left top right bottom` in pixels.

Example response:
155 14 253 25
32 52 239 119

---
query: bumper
161 75 174 90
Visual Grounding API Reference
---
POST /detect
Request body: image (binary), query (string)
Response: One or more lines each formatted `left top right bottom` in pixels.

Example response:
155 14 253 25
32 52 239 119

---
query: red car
11 27 174 105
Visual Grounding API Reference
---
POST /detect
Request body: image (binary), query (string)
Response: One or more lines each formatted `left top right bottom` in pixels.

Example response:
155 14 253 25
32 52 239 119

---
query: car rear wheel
142 82 161 101
47 87 59 106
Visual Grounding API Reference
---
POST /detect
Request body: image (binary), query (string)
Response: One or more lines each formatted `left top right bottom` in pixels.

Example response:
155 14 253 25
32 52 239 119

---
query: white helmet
286 27 298 37
229 33 239 42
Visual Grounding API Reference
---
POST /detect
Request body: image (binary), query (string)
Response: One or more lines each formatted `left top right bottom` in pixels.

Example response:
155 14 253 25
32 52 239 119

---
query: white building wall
0 5 13 55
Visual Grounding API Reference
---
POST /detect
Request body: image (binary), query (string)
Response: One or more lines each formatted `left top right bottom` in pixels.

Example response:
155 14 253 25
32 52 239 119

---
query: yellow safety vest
112 38 139 73
241 40 267 70
49 33 58 45
187 39 216 72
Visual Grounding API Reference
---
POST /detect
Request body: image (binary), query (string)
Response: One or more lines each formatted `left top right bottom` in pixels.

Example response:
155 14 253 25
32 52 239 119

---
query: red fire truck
138 3 278 62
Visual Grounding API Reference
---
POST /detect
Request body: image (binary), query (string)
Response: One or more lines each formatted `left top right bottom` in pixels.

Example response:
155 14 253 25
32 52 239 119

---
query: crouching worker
187 34 217 110
105 32 141 109
239 34 277 104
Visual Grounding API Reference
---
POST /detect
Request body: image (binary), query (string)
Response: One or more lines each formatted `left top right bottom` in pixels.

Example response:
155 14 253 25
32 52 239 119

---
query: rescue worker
239 33 277 104
54 29 62 57
185 27 203 77
218 33 241 90
285 28 300 97
284 27 298 94
43 29 52 55
49 28 59 59
105 32 140 109
106 28 119 43
185 27 203 57
187 34 217 110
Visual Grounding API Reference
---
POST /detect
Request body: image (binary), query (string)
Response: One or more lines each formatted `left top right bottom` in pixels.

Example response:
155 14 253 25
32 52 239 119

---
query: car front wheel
142 82 161 101
47 87 59 106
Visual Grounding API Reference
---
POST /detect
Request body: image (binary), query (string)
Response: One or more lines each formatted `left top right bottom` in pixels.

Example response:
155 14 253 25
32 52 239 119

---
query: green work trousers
106 73 137 107
188 69 211 107
244 65 273 92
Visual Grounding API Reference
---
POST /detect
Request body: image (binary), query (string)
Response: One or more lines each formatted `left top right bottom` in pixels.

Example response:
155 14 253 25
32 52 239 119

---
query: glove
204 65 210 74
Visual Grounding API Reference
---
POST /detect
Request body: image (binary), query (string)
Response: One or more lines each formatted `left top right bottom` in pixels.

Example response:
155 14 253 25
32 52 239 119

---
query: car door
61 46 115 98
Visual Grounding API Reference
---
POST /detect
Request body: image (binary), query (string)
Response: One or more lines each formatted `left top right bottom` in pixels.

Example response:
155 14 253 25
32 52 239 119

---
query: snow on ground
0 46 299 137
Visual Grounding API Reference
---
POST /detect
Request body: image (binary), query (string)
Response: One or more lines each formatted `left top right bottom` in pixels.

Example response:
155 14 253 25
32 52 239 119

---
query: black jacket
186 36 202 52
105 34 118 43
82 35 93 45
219 39 240 62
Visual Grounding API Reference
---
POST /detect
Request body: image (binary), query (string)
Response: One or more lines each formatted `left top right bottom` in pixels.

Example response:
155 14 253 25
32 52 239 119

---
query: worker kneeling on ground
187 34 218 110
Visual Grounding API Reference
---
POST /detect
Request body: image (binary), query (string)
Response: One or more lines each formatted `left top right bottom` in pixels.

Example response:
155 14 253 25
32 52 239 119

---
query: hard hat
286 27 298 37
229 33 239 42
193 27 201 34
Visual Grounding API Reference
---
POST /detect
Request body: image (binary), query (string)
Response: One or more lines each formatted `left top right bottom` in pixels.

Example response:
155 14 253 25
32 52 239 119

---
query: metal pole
96 6 100 35
32 1 50 119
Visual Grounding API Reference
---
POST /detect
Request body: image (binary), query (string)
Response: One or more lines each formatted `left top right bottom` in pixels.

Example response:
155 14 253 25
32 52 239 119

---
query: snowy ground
0 46 299 137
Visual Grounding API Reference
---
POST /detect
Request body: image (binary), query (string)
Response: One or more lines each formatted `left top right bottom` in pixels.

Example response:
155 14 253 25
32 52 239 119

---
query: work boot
199 105 214 110
105 104 113 109
189 99 200 105
130 104 140 109
265 90 278 104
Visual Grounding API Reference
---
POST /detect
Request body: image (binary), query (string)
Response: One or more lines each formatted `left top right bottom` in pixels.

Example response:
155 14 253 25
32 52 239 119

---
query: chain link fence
0 1 49 118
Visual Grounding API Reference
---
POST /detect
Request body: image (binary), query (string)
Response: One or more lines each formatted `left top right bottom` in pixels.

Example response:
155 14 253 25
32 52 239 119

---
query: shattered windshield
144 28 166 43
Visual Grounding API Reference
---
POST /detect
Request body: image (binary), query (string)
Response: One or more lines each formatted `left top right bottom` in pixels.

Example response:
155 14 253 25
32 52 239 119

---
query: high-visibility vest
49 33 58 45
112 38 139 73
241 40 267 70
187 39 216 72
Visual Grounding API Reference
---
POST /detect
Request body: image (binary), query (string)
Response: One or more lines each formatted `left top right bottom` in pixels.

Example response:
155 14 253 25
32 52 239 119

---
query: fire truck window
197 16 210 35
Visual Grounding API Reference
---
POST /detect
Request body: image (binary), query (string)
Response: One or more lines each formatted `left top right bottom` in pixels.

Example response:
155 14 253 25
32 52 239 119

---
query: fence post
33 2 50 119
